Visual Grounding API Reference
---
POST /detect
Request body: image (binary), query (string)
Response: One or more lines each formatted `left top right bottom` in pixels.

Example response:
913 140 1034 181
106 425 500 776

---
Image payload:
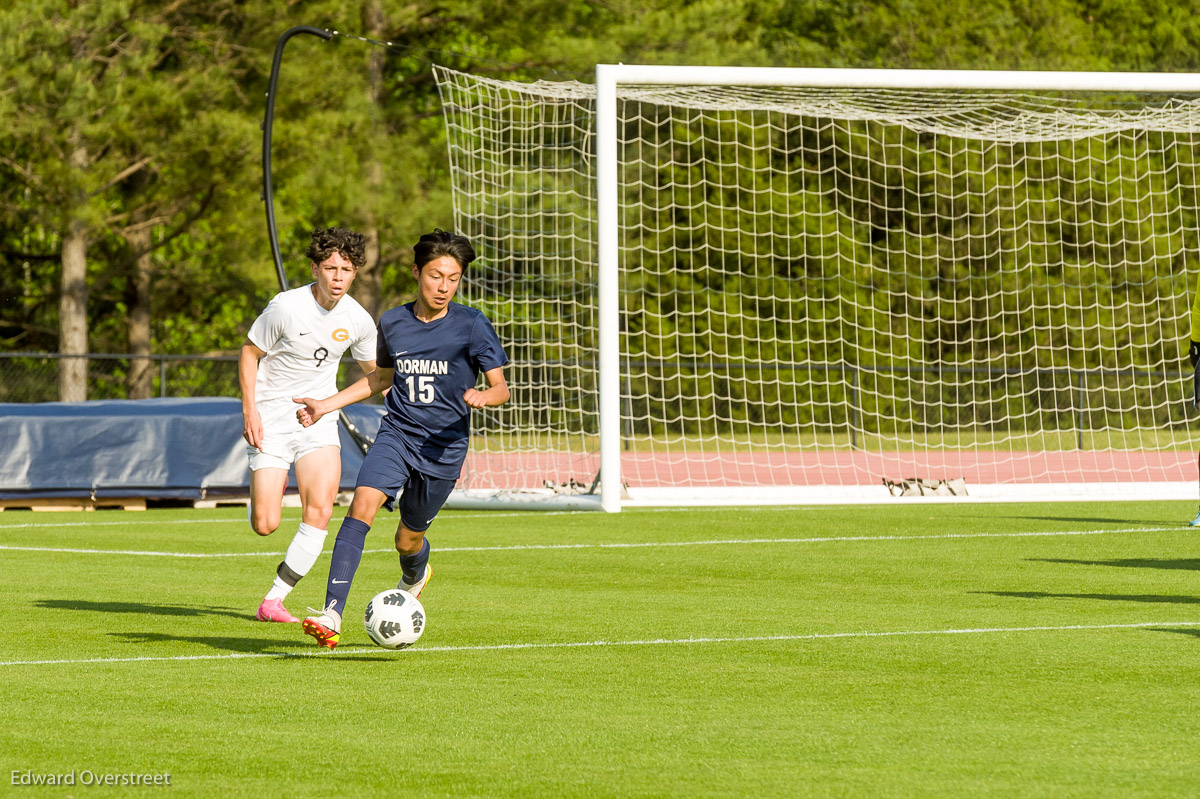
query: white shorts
247 398 340 471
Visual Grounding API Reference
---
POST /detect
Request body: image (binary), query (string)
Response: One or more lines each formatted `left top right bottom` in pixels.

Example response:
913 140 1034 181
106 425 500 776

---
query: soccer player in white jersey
292 229 509 649
239 227 378 623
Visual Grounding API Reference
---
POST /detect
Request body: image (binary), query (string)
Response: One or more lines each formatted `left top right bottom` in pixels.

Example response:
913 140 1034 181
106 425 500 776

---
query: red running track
461 449 1198 490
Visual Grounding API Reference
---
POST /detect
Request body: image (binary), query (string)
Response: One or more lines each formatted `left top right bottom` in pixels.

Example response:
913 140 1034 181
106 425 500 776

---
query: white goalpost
435 64 1200 511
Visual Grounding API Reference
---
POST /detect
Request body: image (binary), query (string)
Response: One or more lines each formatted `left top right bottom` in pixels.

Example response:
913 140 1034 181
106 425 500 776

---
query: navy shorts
355 431 457 532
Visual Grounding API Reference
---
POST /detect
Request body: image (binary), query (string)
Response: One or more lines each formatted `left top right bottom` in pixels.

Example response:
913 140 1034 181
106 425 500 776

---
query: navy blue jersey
375 301 508 479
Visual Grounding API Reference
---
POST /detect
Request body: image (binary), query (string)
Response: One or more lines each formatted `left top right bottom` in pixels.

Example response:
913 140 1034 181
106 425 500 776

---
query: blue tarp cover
0 397 386 500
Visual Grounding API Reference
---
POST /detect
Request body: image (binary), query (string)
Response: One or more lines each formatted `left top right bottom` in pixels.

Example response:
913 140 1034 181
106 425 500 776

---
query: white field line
1 620 1196 668
0 526 1181 558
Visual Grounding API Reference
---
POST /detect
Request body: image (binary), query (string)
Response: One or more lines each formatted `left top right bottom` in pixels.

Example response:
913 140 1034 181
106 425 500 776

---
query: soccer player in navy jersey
292 229 509 649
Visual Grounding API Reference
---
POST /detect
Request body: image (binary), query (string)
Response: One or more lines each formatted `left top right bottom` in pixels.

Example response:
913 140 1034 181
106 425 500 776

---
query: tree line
3 0 1200 403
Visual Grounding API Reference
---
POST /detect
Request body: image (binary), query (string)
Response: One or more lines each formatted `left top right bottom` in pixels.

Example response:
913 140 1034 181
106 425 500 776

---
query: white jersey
247 284 376 403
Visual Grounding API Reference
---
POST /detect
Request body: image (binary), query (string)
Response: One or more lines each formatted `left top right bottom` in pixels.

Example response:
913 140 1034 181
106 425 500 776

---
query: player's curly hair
413 229 477 273
306 227 368 269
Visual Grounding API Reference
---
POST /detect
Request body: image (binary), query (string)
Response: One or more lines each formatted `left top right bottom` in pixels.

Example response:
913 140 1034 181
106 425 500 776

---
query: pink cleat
256 598 299 623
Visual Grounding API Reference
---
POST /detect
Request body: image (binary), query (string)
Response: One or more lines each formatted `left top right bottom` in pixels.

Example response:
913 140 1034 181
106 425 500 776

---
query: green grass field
3 501 1200 797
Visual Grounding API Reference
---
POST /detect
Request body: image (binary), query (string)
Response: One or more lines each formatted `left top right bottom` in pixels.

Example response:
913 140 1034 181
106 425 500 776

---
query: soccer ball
363 589 426 649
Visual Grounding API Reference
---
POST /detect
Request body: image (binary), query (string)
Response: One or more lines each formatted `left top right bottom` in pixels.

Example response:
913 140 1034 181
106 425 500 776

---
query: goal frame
594 64 1200 512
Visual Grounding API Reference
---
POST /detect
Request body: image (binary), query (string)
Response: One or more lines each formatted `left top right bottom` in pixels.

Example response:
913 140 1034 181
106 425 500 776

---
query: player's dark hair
306 227 368 269
413 229 476 273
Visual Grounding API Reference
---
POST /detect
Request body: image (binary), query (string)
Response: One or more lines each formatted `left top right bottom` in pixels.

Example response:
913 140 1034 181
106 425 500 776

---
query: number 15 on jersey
404 375 435 404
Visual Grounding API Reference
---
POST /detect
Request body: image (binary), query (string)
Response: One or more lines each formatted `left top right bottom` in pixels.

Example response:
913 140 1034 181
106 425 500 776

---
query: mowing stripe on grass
0 512 557 531
1 620 1197 667
0 545 273 557
0 526 1180 559
0 505 834 532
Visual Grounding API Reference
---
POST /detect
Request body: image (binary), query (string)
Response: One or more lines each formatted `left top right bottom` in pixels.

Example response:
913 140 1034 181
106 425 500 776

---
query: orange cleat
302 605 342 649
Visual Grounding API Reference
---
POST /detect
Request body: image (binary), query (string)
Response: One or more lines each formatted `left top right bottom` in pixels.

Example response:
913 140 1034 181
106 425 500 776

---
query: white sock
264 523 328 601
265 577 291 601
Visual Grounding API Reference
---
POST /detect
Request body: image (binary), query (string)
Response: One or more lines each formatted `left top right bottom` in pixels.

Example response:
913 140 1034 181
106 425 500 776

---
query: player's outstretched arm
463 366 510 409
239 339 267 448
294 366 394 427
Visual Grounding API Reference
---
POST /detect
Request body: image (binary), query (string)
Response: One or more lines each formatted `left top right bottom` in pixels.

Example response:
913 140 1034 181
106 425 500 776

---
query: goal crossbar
596 65 1200 93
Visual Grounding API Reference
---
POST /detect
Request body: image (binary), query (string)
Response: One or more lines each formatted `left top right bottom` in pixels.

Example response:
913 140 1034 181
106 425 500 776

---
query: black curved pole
260 26 375 456
262 26 333 290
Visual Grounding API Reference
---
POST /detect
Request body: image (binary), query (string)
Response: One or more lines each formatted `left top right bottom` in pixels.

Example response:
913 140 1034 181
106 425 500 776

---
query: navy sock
399 537 430 584
324 517 370 616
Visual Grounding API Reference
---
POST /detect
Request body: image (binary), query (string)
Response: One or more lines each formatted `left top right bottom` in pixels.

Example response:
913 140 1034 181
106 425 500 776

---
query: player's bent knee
348 491 386 526
395 527 426 553
303 505 335 529
348 505 377 527
250 511 281 536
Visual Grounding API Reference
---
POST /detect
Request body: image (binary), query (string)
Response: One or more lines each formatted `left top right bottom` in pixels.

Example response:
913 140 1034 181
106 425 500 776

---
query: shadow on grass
36 599 248 620
104 631 403 661
108 631 314 653
1147 627 1200 641
979 591 1200 605
1029 558 1200 571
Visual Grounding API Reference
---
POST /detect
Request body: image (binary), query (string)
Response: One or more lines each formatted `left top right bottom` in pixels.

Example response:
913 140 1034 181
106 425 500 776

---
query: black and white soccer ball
363 589 426 649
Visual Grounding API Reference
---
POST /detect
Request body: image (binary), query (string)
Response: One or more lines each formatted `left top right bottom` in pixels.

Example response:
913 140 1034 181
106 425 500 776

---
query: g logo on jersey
332 328 350 342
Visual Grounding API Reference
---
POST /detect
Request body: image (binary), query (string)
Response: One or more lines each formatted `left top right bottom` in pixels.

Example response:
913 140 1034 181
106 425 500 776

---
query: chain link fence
0 352 374 403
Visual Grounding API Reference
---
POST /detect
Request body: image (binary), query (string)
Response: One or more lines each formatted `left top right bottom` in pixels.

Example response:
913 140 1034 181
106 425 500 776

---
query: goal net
433 65 1200 508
